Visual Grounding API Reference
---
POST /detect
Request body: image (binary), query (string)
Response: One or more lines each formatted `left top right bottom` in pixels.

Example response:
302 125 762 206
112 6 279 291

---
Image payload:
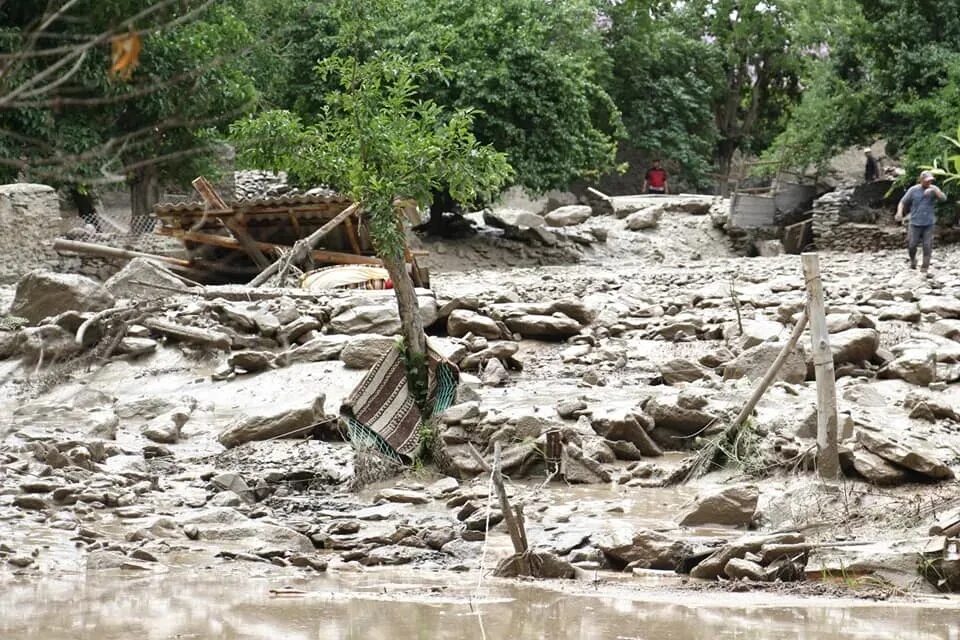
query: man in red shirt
642 160 669 195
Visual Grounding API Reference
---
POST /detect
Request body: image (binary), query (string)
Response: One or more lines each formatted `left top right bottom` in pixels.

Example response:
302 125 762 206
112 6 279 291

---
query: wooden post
492 442 528 555
544 430 562 476
801 252 840 480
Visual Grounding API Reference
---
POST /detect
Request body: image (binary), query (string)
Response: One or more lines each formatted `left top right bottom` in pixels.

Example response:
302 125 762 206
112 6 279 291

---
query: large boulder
659 358 711 384
857 430 955 480
178 507 313 553
723 342 807 385
625 208 660 231
544 205 592 227
284 335 349 364
218 394 325 448
930 319 960 341
918 295 960 319
104 258 189 300
328 293 438 335
484 208 546 229
11 270 114 324
829 328 880 365
16 325 83 363
646 397 717 438
504 313 581 340
724 319 786 349
591 413 663 457
841 445 911 486
678 485 759 527
340 334 395 369
447 310 502 339
596 529 693 570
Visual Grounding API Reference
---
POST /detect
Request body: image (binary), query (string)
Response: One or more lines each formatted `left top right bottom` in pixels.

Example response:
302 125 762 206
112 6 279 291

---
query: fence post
801 252 840 479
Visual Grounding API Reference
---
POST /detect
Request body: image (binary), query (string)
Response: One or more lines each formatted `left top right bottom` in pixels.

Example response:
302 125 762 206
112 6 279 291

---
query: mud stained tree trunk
382 251 427 372
716 141 737 196
129 165 160 234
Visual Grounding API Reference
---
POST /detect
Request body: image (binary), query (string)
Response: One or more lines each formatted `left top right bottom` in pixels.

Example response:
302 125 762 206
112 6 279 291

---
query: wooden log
142 317 231 350
545 429 562 476
492 442 528 555
53 238 192 270
162 228 381 267
802 252 840 480
249 202 362 287
191 176 228 209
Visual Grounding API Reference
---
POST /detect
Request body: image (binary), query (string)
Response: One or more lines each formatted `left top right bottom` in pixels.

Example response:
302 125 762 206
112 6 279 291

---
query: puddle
2 569 959 639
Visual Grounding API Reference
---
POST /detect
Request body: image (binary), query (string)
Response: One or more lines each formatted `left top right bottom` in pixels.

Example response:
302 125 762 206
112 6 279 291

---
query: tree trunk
382 251 428 408
716 141 737 196
129 165 160 234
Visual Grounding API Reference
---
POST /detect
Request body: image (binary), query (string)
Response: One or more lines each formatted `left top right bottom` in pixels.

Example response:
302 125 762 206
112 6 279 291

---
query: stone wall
0 184 62 284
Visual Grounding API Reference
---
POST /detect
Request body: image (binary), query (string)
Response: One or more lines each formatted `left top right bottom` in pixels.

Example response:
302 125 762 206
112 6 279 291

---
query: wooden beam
192 176 271 269
802 252 840 480
53 238 192 270
162 228 381 267
249 202 365 287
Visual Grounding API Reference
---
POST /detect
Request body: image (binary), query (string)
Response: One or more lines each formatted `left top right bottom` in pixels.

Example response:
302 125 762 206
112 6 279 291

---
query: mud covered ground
2 199 960 637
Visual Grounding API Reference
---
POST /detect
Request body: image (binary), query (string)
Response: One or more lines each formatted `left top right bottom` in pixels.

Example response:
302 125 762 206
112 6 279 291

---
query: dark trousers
908 224 934 268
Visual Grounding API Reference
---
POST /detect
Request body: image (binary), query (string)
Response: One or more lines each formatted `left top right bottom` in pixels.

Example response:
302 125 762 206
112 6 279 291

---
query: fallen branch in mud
686 310 809 481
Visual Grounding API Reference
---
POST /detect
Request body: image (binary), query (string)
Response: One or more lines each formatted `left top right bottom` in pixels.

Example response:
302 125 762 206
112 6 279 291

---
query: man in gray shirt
895 170 946 272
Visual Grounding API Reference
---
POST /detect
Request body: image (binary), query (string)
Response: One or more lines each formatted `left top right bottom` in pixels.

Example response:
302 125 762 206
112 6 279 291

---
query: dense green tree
0 1 257 220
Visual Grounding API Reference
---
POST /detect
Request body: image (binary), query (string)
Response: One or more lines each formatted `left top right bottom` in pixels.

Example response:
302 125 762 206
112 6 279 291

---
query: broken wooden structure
146 177 427 286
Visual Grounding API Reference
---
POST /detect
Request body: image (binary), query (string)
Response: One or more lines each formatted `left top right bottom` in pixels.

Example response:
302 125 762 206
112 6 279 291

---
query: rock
723 342 807 384
284 335 349 363
178 507 313 552
886 353 937 386
544 205 592 227
13 495 48 510
375 488 430 505
7 555 35 568
495 551 576 578
830 328 880 365
460 341 519 371
228 350 275 373
440 402 480 425
596 529 693 571
484 208 546 229
104 258 188 300
689 532 804 580
141 407 191 444
504 313 581 340
877 303 921 322
447 310 502 340
340 334 395 369
328 294 438 335
625 209 660 230
843 446 911 486
904 392 960 421
561 444 611 484
659 358 710 384
218 394 325 448
857 430 954 480
481 358 509 386
726 319 786 349
723 557 769 581
556 398 588 420
17 325 83 363
645 398 717 437
930 319 960 341
918 295 960 319
115 337 158 357
11 270 115 324
591 414 663 457
678 485 759 527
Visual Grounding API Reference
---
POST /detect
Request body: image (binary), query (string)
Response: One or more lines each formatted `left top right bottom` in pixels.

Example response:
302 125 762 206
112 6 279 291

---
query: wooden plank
162 228 381 267
342 213 363 254
53 238 192 270
802 252 840 480
192 176 272 270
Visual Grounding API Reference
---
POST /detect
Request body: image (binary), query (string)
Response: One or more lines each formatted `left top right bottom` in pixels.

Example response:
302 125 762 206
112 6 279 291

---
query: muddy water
2 570 959 640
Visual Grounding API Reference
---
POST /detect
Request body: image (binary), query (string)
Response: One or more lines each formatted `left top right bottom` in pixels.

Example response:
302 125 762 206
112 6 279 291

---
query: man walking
864 148 880 182
895 170 946 271
642 160 669 195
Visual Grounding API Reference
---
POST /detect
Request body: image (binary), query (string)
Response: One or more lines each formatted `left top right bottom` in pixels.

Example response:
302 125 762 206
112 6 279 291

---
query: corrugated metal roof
154 193 353 215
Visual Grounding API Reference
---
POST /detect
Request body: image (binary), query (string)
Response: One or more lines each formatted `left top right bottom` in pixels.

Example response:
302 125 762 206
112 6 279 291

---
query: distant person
642 160 669 195
864 148 880 182
895 170 946 272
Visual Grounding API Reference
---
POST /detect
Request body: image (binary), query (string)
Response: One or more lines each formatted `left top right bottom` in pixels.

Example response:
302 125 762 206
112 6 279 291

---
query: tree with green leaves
0 1 257 223
235 0 619 219
231 52 511 407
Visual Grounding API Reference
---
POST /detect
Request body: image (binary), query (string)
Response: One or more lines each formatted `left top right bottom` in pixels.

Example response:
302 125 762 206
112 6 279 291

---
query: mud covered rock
447 310 502 339
723 342 807 384
544 205 592 228
104 258 188 300
11 270 115 324
218 394 325 448
340 334 395 369
645 397 717 437
504 313 581 340
857 431 955 480
596 529 693 571
678 485 759 527
177 507 313 552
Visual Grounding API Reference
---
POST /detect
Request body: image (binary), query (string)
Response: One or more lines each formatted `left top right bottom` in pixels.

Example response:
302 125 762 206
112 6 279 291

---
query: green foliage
237 0 620 194
604 8 720 186
231 52 511 257
0 1 257 190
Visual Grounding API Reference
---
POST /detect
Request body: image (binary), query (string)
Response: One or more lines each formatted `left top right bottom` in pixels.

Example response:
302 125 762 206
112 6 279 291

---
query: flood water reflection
2 570 959 640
